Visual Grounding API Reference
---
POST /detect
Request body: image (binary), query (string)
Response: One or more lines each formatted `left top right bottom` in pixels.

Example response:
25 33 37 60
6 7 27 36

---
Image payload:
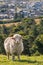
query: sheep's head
12 34 23 44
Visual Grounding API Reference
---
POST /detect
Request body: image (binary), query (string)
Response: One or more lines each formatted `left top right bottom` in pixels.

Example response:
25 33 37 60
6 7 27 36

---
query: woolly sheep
4 34 24 61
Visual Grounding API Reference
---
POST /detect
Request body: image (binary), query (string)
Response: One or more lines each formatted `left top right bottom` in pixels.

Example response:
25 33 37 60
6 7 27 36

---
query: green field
0 55 43 65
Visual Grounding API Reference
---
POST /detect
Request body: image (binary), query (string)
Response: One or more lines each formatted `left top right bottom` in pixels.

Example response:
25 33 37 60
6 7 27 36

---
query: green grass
0 55 43 65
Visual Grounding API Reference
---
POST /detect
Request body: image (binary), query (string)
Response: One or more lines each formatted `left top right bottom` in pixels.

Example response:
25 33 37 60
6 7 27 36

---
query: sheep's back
4 37 14 53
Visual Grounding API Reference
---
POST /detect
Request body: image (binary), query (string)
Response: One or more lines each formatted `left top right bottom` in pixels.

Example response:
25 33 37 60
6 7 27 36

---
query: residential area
0 0 43 21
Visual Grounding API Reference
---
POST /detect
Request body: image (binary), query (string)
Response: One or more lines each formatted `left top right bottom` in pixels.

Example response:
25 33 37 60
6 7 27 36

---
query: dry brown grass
34 18 41 25
0 22 21 27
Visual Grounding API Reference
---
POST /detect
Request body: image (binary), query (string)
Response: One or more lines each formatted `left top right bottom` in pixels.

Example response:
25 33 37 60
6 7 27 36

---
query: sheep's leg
17 54 20 61
12 54 15 61
7 53 9 60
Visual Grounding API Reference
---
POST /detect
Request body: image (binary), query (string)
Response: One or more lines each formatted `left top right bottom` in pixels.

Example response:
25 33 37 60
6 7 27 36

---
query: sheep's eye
20 37 22 39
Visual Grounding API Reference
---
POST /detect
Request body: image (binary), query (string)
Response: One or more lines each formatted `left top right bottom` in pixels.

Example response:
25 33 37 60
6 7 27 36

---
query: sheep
4 34 24 61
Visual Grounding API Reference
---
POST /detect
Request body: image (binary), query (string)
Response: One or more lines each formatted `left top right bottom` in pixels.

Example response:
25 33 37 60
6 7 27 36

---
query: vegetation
0 18 43 56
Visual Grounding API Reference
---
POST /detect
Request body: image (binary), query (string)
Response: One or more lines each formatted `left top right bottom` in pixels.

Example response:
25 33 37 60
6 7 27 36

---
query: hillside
0 18 43 56
0 18 42 27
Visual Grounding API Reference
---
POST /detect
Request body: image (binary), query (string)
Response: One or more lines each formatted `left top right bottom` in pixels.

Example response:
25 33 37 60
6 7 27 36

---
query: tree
34 34 43 54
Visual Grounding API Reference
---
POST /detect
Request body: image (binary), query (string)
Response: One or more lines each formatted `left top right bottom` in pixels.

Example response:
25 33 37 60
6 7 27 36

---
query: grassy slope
0 55 43 65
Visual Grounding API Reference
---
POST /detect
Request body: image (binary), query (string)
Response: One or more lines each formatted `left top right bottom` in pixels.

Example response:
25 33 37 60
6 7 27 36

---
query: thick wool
4 34 24 60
